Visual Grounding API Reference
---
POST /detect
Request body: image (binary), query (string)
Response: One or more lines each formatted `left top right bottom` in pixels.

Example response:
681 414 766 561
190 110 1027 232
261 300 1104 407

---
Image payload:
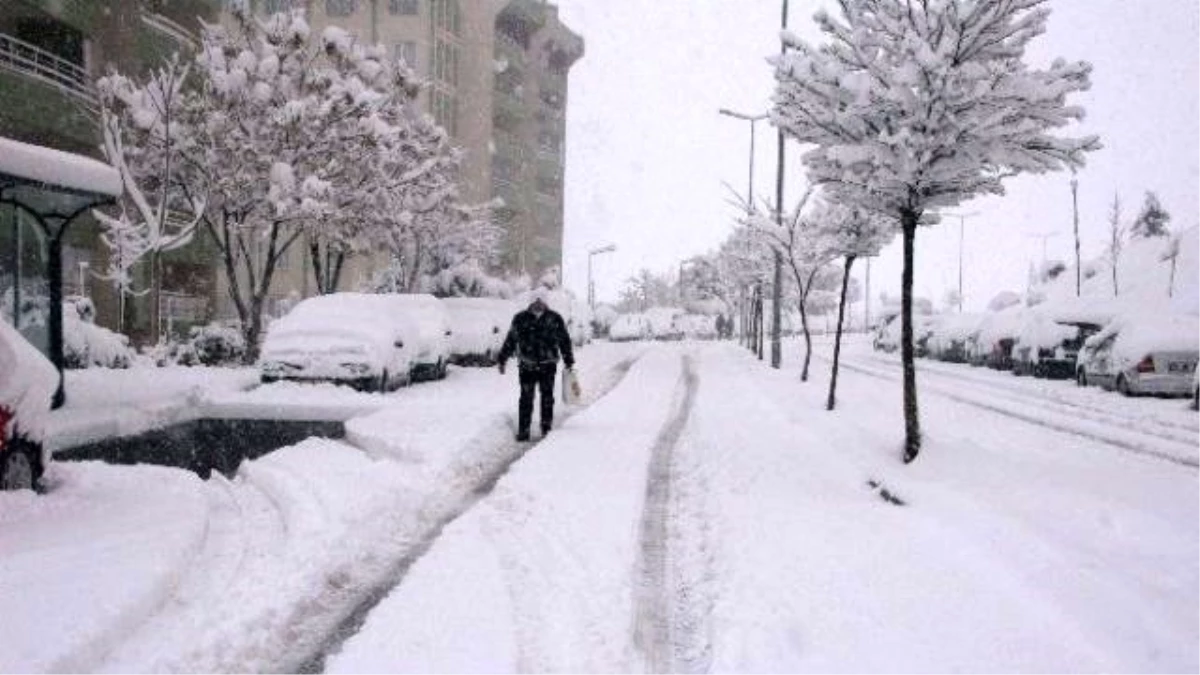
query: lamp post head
718 108 768 122
589 244 616 256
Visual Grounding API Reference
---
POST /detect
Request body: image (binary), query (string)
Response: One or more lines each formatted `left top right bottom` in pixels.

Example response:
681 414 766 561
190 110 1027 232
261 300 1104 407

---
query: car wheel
1 436 43 492
1117 375 1133 397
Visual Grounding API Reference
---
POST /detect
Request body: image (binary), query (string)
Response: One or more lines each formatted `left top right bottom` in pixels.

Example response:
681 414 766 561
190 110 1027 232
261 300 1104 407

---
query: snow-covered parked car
676 313 717 340
1076 312 1199 396
1 320 58 491
259 293 450 391
442 297 515 366
926 312 986 363
645 306 685 341
1011 302 1110 378
609 313 650 342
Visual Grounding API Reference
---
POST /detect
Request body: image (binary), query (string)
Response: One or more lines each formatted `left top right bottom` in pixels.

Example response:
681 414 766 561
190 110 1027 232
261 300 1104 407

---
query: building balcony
0 31 94 106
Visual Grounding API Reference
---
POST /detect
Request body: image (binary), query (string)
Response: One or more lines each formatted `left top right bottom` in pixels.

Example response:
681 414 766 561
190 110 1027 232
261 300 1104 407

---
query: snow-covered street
7 336 1191 673
325 337 1197 673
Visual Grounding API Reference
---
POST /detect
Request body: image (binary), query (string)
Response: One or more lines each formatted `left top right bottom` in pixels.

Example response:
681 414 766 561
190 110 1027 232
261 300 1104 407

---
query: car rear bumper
1128 372 1196 396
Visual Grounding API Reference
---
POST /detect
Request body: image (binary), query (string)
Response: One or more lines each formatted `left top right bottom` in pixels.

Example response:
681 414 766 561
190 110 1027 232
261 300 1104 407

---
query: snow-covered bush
178 323 247 367
62 299 134 369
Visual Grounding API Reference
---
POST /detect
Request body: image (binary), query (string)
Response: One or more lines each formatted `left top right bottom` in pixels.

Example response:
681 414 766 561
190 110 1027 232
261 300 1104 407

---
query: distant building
0 0 219 347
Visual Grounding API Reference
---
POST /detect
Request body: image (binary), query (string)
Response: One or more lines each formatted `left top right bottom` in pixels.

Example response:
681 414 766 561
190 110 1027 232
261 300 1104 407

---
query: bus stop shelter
0 136 121 407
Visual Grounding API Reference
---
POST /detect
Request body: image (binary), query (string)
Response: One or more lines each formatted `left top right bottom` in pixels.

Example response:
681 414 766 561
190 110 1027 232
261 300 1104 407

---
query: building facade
0 0 219 348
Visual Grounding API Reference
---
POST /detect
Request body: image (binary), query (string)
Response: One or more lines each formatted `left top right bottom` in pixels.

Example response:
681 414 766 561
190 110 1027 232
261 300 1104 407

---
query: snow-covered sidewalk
325 339 1197 673
1 343 642 673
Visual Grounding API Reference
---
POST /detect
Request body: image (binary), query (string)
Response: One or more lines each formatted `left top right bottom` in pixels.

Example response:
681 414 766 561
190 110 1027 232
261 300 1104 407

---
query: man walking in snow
497 288 575 441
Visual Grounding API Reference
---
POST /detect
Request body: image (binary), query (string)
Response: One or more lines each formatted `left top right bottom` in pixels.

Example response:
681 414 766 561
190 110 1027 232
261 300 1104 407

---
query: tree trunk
798 295 812 382
900 209 921 463
827 255 855 411
148 249 162 344
309 240 326 295
1169 257 1176 298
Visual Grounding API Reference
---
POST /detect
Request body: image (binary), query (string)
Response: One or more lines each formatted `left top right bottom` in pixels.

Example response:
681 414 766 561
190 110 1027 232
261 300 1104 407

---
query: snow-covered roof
0 137 122 197
1086 312 1199 360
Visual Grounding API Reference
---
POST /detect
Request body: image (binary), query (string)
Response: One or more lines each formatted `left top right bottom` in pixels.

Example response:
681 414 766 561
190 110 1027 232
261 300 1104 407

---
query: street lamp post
1070 172 1081 296
587 244 616 313
943 211 978 312
718 108 768 356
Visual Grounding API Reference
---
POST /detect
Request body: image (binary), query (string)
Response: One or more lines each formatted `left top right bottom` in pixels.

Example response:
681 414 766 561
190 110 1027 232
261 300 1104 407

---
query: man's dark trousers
518 362 557 435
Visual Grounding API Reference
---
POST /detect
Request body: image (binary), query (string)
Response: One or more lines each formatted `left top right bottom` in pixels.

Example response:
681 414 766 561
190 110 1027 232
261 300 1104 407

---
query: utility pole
718 107 767 356
1026 230 1060 267
587 244 616 313
770 0 789 369
1071 172 1081 296
943 211 978 312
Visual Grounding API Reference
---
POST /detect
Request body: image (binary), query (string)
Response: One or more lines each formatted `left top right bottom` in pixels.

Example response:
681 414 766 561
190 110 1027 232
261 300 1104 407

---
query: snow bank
0 462 207 673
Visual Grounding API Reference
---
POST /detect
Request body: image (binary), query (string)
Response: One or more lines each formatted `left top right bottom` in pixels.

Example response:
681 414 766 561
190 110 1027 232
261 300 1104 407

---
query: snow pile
46 367 258 451
63 301 134 369
0 462 207 672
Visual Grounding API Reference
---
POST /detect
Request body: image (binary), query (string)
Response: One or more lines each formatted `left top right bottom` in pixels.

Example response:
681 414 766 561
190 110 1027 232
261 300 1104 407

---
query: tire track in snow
632 352 707 673
834 358 1199 469
296 354 643 673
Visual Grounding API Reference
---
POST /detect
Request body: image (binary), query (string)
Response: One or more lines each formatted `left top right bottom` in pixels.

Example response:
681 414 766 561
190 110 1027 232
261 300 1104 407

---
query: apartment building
0 0 219 346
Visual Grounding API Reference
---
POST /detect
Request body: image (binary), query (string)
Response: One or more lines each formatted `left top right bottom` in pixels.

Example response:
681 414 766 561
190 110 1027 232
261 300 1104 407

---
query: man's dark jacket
498 308 575 368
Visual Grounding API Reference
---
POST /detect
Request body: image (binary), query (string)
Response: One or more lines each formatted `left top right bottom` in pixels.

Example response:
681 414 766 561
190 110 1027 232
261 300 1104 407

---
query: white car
442 297 515 366
260 293 451 391
1076 313 1199 396
1 320 59 491
609 313 650 342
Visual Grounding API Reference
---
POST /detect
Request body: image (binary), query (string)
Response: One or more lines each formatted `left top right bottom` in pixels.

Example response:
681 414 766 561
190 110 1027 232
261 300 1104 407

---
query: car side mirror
445 330 452 336
394 340 404 349
492 326 500 335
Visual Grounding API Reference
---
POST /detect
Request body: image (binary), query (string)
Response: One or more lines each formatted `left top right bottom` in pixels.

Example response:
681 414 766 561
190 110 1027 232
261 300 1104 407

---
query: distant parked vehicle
973 308 1026 371
676 313 717 340
609 313 651 342
259 293 450 391
927 313 985 363
873 315 899 353
645 307 685 341
442 297 514 366
1 320 58 491
1076 313 1199 397
1013 318 1103 378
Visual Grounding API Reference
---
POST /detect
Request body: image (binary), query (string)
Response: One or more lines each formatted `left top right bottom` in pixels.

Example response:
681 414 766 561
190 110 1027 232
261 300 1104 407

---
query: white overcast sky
555 0 1199 312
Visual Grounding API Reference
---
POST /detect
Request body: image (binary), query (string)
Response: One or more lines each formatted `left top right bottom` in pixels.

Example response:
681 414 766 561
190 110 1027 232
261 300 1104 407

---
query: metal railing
0 32 94 105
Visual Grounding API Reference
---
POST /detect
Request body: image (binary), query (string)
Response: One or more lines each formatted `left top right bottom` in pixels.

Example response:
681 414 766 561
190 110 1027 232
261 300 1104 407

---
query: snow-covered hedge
177 323 247 367
63 298 134 369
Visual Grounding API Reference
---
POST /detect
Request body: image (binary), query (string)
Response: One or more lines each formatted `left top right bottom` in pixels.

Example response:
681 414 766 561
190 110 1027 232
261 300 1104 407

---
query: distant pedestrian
497 288 576 441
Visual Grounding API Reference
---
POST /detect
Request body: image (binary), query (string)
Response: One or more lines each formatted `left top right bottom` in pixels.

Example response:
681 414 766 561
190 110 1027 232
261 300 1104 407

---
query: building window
395 41 417 68
325 0 357 17
389 0 419 15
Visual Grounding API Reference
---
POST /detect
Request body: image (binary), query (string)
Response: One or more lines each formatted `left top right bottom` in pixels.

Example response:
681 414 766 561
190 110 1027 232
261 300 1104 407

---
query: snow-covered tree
820 201 894 410
100 7 492 361
747 187 836 382
1130 190 1171 239
95 57 205 342
772 0 1099 462
1107 192 1126 296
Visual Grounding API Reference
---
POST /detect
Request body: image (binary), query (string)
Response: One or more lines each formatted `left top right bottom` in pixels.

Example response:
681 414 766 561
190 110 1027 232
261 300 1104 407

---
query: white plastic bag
562 368 582 405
